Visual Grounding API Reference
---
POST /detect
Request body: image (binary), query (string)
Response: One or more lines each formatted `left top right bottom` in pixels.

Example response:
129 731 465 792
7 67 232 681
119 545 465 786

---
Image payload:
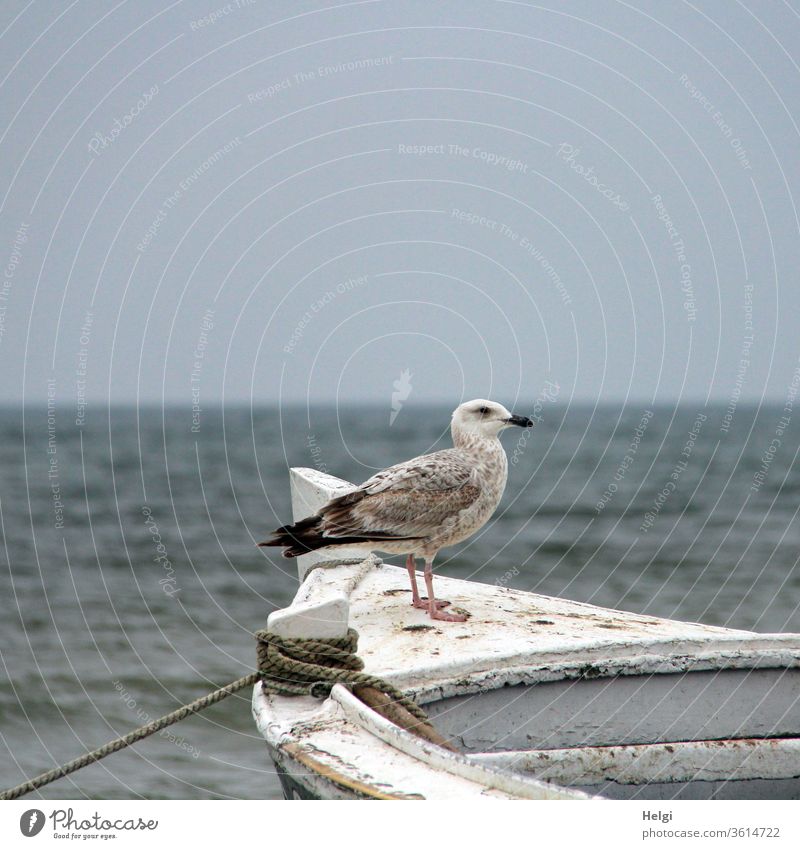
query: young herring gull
260 399 533 622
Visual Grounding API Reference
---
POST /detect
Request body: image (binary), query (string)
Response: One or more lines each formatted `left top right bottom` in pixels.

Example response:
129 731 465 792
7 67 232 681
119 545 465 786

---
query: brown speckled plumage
262 400 530 560
261 399 533 621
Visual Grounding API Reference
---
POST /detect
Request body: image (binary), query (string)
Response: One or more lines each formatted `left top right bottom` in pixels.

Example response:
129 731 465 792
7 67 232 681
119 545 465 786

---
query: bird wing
318 449 480 540
361 449 474 494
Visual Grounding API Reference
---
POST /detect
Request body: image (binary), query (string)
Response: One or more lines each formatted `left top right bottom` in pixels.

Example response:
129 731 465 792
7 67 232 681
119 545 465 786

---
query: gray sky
1 0 799 407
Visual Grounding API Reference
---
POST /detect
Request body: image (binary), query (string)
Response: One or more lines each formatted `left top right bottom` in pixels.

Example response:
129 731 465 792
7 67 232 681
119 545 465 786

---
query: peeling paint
252 467 800 800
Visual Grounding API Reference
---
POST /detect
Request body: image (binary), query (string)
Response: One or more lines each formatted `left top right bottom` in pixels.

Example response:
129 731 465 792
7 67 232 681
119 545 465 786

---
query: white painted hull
254 468 800 800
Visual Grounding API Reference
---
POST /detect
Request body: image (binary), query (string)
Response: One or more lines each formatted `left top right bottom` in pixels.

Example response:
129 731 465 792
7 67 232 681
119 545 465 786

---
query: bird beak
506 413 534 428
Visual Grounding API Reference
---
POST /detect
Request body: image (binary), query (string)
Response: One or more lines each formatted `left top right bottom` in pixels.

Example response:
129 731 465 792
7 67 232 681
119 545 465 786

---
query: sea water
1 403 798 799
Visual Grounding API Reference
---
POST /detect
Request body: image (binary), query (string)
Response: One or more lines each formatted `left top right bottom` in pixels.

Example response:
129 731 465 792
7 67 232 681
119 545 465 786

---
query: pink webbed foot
412 597 450 610
429 606 469 622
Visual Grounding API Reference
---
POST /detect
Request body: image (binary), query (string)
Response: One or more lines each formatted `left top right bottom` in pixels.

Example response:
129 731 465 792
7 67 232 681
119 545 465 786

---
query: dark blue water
2 403 799 798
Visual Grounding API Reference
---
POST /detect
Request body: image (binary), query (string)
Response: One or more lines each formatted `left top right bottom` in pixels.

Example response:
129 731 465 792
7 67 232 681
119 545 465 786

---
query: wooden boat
253 468 800 800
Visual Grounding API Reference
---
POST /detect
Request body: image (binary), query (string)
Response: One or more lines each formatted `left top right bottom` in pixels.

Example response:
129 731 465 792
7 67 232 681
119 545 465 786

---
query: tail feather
258 515 326 557
259 513 421 558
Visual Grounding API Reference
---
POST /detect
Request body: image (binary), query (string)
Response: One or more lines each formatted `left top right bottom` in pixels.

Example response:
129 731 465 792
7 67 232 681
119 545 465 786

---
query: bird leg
406 554 449 609
424 558 467 622
406 554 424 607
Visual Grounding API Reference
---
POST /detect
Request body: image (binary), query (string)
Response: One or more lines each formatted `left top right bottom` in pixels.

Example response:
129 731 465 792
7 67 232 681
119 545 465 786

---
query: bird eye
478 406 489 415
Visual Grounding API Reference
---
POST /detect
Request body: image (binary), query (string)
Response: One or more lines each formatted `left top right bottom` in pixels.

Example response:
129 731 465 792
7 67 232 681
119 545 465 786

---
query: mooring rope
0 628 434 801
0 674 260 801
256 627 431 723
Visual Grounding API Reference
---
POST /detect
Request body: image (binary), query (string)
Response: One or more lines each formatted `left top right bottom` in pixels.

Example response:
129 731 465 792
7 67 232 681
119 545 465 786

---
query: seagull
260 400 533 622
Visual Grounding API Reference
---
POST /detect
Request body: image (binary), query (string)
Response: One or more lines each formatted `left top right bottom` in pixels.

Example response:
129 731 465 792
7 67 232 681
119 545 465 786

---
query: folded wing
261 449 480 556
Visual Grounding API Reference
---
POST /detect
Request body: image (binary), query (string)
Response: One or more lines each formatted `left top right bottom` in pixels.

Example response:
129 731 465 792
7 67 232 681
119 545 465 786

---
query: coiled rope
0 628 438 801
257 627 430 723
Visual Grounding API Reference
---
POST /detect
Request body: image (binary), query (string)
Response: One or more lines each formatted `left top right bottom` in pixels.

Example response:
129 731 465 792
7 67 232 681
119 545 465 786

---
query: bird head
451 399 533 442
